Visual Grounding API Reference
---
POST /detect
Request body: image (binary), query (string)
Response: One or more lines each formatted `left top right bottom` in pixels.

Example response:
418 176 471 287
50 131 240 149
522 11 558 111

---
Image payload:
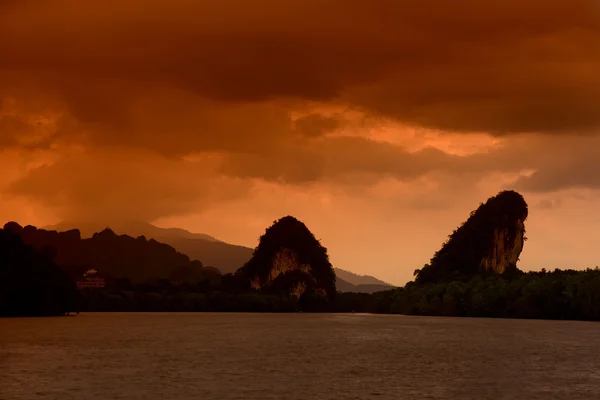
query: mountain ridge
6 222 220 284
334 268 392 287
42 220 392 292
46 220 220 242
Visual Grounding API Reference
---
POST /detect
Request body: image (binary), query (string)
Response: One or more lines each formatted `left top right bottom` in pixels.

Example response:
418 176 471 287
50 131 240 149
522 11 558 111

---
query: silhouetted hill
0 227 78 316
416 190 528 284
334 268 392 287
236 216 337 299
334 278 355 293
47 220 250 274
4 222 220 284
47 220 218 242
121 238 391 292
49 220 392 289
161 237 254 273
335 278 393 294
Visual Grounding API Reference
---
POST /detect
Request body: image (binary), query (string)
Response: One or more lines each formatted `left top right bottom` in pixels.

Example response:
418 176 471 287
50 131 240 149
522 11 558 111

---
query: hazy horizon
4 197 598 287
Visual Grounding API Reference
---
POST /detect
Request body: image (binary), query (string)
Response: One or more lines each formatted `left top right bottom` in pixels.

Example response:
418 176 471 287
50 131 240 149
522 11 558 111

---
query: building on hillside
76 268 106 289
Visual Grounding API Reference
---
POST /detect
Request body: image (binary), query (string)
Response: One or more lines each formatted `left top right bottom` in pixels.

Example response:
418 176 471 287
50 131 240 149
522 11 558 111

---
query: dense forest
73 268 600 321
0 228 79 316
4 222 220 283
338 269 600 320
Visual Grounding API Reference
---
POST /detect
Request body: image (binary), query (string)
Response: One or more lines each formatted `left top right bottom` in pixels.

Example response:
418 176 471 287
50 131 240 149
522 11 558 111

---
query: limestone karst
416 190 528 283
236 216 336 299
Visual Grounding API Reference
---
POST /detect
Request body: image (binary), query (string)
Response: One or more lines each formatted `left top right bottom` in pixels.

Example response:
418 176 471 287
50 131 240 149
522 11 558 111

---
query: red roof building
76 269 106 290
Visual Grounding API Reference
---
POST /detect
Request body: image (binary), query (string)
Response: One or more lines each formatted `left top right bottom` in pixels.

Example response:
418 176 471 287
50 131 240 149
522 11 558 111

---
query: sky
1 0 600 285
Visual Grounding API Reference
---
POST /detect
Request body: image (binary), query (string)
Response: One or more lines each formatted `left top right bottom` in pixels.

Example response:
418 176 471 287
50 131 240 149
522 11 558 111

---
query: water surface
1 313 599 399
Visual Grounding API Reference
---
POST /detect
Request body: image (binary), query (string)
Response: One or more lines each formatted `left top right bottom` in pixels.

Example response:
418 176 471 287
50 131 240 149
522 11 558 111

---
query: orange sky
1 1 600 285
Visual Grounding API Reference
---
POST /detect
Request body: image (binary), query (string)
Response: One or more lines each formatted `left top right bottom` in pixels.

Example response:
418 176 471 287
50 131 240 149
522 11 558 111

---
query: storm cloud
1 0 600 239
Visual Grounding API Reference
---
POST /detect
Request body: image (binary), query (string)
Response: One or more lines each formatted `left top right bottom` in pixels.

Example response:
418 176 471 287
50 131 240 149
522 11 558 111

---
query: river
1 313 599 399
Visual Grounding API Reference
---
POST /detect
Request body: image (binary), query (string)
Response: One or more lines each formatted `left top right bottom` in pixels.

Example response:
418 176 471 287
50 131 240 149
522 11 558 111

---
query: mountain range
6 222 221 283
46 220 393 293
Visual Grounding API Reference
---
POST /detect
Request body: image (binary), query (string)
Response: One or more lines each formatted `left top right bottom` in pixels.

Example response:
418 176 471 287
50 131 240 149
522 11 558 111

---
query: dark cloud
0 95 62 150
0 0 599 137
0 116 22 147
6 150 252 222
4 132 519 221
511 136 600 192
515 161 600 192
218 135 506 184
2 0 600 222
293 114 343 138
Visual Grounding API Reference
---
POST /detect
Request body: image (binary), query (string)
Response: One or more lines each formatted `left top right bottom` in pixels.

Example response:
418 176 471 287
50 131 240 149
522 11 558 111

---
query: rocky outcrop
416 190 528 283
236 216 336 299
480 218 525 274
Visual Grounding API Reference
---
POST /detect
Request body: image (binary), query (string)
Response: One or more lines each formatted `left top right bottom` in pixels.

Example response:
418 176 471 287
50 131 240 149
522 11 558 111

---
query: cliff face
480 218 525 274
416 190 528 283
237 216 336 299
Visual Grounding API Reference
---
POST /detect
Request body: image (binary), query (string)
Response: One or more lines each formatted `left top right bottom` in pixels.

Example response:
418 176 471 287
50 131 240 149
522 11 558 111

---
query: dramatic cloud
516 164 599 193
7 149 252 222
218 136 485 184
1 0 599 140
293 114 344 138
2 1 600 282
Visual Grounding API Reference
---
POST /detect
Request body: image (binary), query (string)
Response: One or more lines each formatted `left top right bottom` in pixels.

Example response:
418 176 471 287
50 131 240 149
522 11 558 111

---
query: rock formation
416 190 528 283
480 218 525 274
236 216 336 299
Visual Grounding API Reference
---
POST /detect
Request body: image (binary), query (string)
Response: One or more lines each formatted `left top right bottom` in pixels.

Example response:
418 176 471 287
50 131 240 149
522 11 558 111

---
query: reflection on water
1 313 599 400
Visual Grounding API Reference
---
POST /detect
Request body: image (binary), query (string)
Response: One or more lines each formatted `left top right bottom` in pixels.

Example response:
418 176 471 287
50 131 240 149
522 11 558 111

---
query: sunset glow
2 0 600 285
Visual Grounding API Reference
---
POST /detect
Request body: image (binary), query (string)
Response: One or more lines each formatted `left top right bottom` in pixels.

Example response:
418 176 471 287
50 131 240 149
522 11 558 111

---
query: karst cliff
416 190 528 283
236 216 336 299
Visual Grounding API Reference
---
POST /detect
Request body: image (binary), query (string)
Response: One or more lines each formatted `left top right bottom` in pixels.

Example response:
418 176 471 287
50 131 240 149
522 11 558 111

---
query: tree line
4 214 600 320
72 268 600 321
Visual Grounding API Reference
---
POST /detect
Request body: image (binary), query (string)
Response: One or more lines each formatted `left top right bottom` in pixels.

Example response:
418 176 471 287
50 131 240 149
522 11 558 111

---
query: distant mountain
44 220 393 293
155 239 395 292
162 237 253 273
335 278 393 294
46 220 250 274
334 268 392 287
5 222 220 283
46 220 219 242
